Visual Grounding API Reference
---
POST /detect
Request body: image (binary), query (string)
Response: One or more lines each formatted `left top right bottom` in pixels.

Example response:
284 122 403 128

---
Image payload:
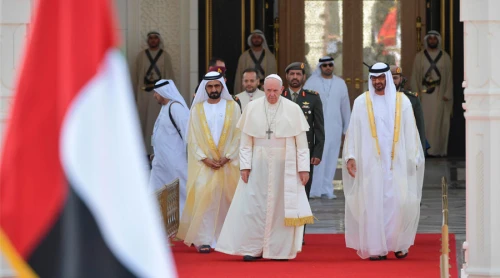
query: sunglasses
321 63 334 68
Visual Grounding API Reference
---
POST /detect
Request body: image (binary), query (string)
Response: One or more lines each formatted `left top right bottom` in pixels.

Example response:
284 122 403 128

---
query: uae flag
377 6 398 47
0 0 176 277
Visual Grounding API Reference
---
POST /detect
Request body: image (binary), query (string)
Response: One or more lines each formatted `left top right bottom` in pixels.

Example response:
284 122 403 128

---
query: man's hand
311 157 321 165
299 171 309 186
442 96 449 101
347 159 357 178
218 157 230 167
241 169 251 183
202 158 221 170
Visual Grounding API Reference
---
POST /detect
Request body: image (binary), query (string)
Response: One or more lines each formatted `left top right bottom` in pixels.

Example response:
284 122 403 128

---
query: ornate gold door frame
205 0 212 70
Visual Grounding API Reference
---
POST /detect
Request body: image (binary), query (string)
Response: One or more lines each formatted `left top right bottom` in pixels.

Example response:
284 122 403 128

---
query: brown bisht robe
411 49 453 156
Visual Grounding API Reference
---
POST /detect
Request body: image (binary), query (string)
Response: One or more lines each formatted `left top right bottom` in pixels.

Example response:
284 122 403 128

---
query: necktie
292 92 298 102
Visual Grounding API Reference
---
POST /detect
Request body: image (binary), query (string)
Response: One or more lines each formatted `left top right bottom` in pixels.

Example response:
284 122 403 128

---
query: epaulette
403 90 418 98
304 89 319 95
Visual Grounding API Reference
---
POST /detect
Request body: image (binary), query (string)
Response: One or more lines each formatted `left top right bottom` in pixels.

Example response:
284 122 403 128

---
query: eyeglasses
321 63 334 68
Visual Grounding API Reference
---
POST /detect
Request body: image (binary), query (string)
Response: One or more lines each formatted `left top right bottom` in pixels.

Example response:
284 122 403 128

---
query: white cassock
304 70 351 198
342 66 424 259
149 80 189 214
236 89 265 111
216 96 314 260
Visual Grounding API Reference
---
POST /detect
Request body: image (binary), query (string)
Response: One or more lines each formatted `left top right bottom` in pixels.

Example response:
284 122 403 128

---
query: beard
428 42 438 49
374 83 386 91
287 78 301 88
207 91 222 99
246 87 257 93
252 40 263 47
321 69 333 76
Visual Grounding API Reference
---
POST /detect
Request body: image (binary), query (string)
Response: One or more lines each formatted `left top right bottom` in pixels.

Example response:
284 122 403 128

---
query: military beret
285 62 305 73
208 66 227 74
390 65 402 75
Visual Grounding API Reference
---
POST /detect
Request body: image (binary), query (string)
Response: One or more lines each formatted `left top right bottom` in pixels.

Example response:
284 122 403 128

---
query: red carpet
172 234 457 278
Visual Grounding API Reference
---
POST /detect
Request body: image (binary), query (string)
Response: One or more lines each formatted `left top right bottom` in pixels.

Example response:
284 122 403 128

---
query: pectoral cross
266 128 273 139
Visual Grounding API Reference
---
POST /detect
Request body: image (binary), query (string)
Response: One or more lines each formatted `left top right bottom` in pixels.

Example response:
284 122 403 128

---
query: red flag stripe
0 0 117 259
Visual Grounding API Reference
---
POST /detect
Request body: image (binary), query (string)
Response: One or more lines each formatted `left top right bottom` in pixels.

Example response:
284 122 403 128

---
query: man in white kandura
304 56 351 199
177 72 241 254
343 63 424 260
216 74 313 261
148 79 189 214
133 31 175 155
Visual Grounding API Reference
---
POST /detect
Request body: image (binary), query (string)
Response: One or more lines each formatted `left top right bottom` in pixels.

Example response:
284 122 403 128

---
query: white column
461 0 500 277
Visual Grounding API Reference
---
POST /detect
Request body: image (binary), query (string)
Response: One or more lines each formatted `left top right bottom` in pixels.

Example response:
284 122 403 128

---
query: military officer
282 62 325 199
391 65 426 152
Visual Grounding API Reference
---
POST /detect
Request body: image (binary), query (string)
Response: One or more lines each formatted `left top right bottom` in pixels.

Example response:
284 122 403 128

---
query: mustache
207 91 221 99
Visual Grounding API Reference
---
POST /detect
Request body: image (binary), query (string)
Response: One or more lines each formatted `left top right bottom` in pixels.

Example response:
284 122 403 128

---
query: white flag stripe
60 50 176 278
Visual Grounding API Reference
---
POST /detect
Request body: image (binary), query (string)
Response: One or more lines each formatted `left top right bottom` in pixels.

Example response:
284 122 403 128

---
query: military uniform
282 88 325 198
390 65 426 151
400 90 426 151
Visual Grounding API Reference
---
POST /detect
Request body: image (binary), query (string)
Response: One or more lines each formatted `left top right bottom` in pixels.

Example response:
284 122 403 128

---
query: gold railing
205 0 213 69
156 178 180 243
440 176 450 278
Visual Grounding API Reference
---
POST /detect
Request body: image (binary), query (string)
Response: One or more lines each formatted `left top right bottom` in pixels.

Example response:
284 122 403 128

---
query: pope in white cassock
304 56 351 199
177 72 241 254
148 79 189 214
343 63 425 260
216 74 314 261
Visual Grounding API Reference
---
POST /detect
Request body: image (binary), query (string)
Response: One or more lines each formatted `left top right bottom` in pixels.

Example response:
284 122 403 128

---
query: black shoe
198 245 211 254
394 251 408 259
369 255 387 261
243 255 262 261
